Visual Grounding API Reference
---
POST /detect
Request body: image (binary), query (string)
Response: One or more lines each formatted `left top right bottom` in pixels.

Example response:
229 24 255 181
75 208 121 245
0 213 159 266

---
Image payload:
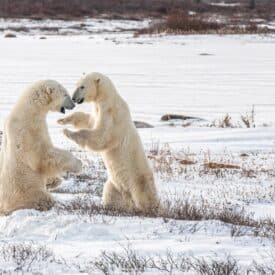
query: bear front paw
34 195 55 211
63 128 73 139
57 118 67 125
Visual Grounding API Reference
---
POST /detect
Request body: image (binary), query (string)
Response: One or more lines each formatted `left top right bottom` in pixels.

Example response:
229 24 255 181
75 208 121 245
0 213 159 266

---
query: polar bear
59 72 159 213
0 80 82 215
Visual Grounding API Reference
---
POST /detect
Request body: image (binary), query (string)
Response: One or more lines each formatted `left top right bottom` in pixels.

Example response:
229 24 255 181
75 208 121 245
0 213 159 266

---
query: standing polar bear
60 72 159 213
0 80 82 215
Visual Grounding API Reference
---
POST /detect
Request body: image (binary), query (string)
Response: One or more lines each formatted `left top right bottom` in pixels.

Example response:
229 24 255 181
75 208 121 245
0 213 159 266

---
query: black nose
60 107 65 114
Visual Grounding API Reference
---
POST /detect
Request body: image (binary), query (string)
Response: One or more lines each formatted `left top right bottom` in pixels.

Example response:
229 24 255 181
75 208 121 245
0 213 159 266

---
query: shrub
0 243 55 272
89 246 240 274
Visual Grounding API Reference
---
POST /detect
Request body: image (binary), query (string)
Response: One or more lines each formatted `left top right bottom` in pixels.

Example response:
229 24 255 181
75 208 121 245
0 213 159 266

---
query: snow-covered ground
210 2 241 7
0 22 275 273
0 18 149 36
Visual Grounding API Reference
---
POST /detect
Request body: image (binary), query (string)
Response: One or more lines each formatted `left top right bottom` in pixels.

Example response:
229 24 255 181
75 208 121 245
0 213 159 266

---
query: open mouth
77 98 84 104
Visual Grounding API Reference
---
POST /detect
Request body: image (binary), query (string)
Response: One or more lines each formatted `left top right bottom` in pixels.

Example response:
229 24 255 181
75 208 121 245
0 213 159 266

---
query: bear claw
57 118 66 125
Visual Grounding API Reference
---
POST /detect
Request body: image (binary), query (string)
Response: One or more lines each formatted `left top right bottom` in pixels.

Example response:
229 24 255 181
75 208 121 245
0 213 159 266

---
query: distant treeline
0 0 274 19
0 0 187 18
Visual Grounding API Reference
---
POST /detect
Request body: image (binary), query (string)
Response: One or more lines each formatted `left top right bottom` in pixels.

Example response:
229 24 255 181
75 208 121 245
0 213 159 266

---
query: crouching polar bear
0 80 82 215
59 72 159 213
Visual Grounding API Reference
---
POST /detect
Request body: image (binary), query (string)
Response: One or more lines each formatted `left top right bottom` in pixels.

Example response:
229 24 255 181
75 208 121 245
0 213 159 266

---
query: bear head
72 72 101 104
30 80 75 114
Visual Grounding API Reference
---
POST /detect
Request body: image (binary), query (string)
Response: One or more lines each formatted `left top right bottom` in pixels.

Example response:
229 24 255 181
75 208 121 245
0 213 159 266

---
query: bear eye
80 86 84 89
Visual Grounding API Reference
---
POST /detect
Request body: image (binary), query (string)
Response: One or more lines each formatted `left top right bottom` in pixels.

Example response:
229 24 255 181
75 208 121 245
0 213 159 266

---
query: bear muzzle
72 88 84 104
61 96 75 113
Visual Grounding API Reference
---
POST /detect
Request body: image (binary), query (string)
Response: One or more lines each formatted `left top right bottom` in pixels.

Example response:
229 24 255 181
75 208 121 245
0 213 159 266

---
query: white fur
61 73 159 212
0 80 82 215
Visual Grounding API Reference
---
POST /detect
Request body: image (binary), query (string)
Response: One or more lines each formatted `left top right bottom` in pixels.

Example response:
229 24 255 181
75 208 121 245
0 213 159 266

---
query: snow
1 33 275 152
0 18 150 36
210 2 241 7
0 21 275 273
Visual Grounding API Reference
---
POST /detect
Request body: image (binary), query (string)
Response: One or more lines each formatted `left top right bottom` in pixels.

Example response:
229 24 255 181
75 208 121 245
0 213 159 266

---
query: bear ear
46 87 54 95
44 87 54 104
33 87 52 106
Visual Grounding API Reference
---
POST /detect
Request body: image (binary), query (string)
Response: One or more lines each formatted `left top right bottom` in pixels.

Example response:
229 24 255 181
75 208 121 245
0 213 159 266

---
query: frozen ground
0 22 275 273
0 18 150 36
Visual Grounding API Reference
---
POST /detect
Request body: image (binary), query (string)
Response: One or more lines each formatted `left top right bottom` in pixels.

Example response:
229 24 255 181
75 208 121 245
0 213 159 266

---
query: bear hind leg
131 176 159 214
102 180 135 212
26 190 55 212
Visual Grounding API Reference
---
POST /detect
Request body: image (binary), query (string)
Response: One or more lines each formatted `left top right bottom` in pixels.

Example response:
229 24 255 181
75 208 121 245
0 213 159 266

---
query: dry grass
137 11 273 35
150 143 275 179
252 258 275 274
0 243 55 272
209 107 258 128
147 143 249 180
162 199 275 241
145 143 275 204
87 244 275 274
148 143 191 180
209 114 235 128
163 108 258 129
138 12 222 35
165 12 221 33
1 242 274 274
90 247 240 274
241 105 256 128
55 152 106 195
55 195 275 242
55 144 275 207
